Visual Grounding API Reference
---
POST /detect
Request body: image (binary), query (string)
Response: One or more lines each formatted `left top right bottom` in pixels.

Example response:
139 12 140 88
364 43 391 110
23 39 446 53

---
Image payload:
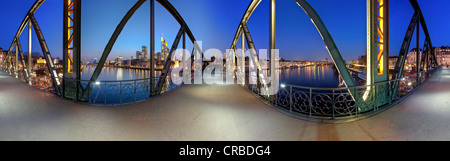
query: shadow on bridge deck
1 68 450 141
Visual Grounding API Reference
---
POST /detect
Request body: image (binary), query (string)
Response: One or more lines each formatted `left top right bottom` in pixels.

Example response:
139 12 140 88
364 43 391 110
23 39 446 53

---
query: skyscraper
142 46 148 62
136 51 142 60
115 56 124 66
155 52 162 64
161 34 170 62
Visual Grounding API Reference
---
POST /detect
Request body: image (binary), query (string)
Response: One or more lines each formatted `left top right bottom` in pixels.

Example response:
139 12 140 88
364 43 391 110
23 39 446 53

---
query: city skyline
1 0 450 62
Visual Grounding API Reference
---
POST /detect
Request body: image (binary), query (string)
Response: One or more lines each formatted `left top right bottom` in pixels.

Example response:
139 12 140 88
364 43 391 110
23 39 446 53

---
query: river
81 65 341 87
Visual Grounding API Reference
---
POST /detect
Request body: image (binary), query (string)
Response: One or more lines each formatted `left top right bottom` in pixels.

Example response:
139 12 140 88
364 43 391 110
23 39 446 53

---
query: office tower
136 51 142 60
142 46 148 62
161 34 170 62
116 56 123 66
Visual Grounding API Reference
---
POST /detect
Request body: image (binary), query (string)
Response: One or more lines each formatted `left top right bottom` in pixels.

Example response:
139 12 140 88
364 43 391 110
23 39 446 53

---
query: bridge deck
1 68 450 141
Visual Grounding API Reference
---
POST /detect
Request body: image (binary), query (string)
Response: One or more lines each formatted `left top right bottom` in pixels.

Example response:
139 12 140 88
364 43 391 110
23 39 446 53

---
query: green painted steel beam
81 0 146 100
1 0 45 75
15 38 30 82
409 0 438 68
156 0 203 65
2 0 45 67
391 12 418 98
295 0 358 101
29 14 62 95
295 0 356 88
155 27 184 94
392 0 437 97
82 0 203 98
63 0 82 100
229 0 261 51
392 12 418 81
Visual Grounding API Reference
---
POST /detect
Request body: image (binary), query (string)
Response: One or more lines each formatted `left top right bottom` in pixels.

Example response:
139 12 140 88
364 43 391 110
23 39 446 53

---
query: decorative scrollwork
292 91 309 113
334 93 356 115
311 93 332 115
106 84 120 103
121 83 135 102
136 80 149 99
276 88 289 107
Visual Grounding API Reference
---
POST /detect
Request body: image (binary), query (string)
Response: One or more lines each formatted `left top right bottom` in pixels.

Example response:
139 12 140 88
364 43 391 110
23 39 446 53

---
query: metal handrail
62 75 181 105
244 67 438 119
61 76 161 83
1 67 182 105
247 71 424 91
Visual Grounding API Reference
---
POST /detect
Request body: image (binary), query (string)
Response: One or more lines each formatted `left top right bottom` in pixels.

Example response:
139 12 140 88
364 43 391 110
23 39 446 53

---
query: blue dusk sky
0 0 449 62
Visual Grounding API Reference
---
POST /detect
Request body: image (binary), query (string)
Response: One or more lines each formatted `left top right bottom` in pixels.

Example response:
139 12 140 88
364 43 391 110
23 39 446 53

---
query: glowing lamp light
280 84 286 88
95 81 100 85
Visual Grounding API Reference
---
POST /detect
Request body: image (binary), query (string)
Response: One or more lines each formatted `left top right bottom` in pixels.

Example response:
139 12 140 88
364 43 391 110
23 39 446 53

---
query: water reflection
81 66 156 81
80 65 340 88
117 68 123 80
279 65 339 88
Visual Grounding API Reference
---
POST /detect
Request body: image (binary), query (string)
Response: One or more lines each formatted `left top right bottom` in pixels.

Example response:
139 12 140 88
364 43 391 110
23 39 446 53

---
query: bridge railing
1 67 182 105
244 68 437 119
63 75 181 105
3 67 56 94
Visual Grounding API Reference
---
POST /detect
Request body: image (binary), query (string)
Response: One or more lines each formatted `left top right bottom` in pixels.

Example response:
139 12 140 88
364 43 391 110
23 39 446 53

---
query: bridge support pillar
15 45 18 78
364 0 389 110
150 0 155 96
63 0 82 100
241 30 244 85
416 14 420 83
269 0 276 102
28 20 32 85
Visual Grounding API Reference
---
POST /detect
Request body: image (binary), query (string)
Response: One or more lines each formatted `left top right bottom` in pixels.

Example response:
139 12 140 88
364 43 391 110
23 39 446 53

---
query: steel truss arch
229 0 358 100
391 0 438 97
294 0 357 88
1 0 45 68
2 0 62 95
82 0 203 98
14 38 30 82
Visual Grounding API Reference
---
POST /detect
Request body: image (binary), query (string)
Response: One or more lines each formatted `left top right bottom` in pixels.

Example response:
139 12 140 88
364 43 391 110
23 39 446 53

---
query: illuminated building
0 48 6 64
388 56 398 70
435 46 450 66
115 56 124 66
142 46 148 61
53 57 60 65
93 58 98 64
406 48 422 70
161 34 170 63
36 57 46 68
136 51 142 60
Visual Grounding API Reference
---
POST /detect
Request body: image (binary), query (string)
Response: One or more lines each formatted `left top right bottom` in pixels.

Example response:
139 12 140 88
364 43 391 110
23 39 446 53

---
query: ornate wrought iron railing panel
58 77 181 105
244 68 437 119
